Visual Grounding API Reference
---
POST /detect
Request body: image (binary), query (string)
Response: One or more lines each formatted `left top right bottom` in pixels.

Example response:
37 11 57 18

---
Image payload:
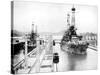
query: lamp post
36 37 40 72
24 34 28 69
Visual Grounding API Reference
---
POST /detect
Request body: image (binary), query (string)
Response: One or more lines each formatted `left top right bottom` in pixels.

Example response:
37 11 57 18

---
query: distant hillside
79 32 97 36
11 30 25 37
39 30 66 36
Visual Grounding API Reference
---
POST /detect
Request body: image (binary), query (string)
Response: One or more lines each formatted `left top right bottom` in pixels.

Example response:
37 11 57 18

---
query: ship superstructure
27 23 38 53
61 6 89 55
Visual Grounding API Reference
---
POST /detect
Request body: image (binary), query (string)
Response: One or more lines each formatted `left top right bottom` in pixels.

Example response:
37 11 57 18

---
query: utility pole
24 34 28 69
36 37 40 73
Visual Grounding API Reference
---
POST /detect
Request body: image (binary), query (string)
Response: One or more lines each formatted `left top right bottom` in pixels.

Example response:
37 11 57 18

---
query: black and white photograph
11 1 98 74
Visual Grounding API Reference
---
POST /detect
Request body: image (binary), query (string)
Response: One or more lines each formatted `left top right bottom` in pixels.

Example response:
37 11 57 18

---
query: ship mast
70 5 77 36
35 25 37 34
32 22 34 33
30 22 35 41
67 13 70 29
71 5 76 26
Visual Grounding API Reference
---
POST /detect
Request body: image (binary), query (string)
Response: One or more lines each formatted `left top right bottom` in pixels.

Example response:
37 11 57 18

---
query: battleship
61 6 89 55
27 23 38 53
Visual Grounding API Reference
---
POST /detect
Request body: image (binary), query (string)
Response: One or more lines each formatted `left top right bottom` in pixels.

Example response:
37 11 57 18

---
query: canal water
13 50 25 66
53 43 98 72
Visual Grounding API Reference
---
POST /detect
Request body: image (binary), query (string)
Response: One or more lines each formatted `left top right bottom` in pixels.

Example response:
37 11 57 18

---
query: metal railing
88 45 97 51
13 48 37 71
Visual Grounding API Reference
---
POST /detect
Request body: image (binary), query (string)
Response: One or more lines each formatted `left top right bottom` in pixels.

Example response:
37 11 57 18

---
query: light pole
24 35 28 69
36 37 40 73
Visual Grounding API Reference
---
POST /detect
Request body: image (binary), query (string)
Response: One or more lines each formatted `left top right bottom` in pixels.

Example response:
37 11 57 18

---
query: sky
13 1 98 33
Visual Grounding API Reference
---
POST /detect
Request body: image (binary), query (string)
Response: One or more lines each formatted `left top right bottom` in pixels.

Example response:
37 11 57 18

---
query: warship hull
61 41 89 55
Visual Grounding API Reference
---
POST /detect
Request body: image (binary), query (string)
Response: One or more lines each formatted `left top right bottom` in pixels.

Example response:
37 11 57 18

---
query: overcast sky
13 1 98 33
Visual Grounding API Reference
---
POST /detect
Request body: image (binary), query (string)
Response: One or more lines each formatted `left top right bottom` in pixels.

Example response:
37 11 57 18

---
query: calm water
53 44 98 71
13 41 97 72
13 50 24 66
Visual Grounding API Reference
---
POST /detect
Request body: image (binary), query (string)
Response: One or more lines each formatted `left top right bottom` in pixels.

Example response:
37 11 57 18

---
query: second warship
61 6 89 55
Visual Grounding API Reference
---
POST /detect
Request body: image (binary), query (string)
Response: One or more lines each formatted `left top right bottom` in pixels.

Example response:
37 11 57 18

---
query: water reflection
13 50 24 66
67 54 87 70
54 44 97 71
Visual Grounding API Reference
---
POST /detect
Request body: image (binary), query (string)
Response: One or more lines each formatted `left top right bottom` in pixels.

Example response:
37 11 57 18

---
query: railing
28 48 37 57
13 59 25 71
13 48 37 72
28 41 49 73
88 45 97 51
13 39 48 73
